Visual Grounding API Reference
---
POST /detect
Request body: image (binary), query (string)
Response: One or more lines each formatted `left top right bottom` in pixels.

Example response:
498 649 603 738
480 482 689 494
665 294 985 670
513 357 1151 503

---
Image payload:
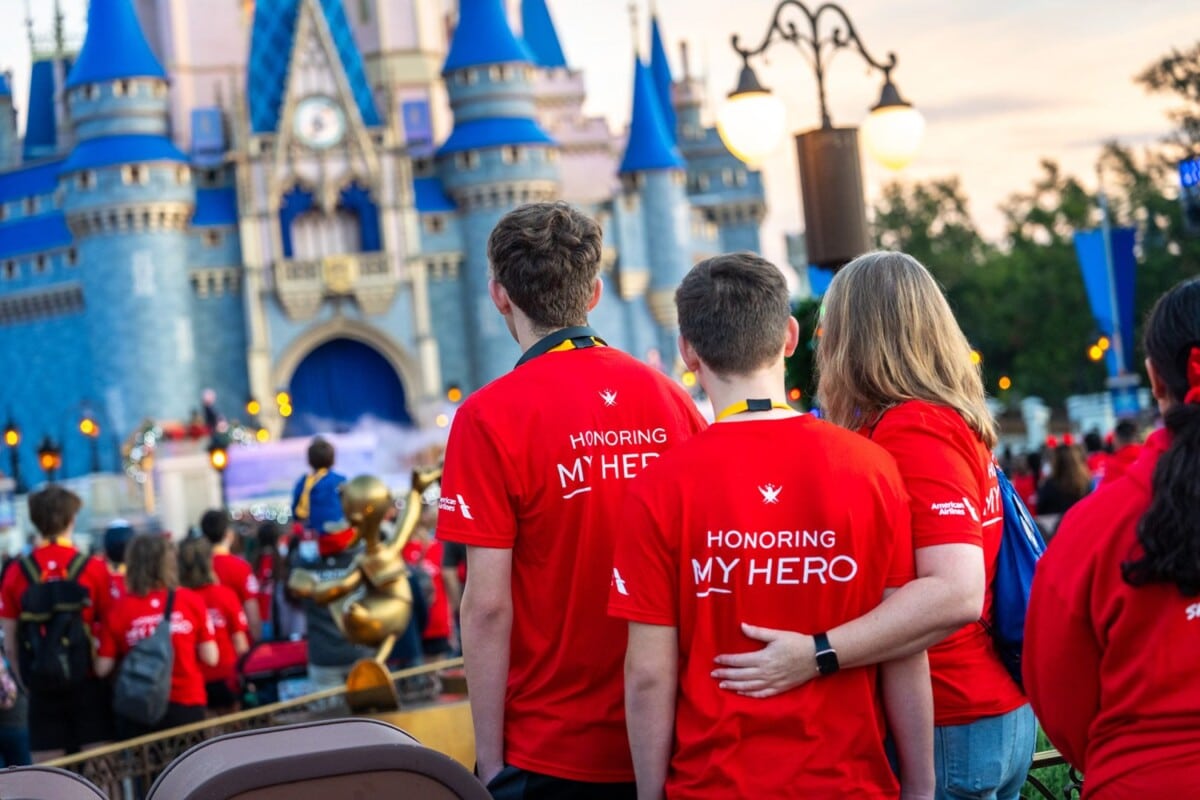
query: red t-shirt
1026 430 1200 795
403 540 451 641
610 416 915 798
0 542 109 622
437 344 706 782
98 587 216 707
193 583 248 684
1100 444 1142 487
94 566 128 628
212 552 259 607
867 401 1026 725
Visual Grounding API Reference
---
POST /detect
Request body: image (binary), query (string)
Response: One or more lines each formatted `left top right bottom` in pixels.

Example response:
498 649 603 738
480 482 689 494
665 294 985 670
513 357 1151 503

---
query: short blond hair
816 251 997 448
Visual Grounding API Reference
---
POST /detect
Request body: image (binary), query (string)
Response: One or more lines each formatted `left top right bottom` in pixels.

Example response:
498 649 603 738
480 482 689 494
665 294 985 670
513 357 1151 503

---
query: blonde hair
817 251 997 448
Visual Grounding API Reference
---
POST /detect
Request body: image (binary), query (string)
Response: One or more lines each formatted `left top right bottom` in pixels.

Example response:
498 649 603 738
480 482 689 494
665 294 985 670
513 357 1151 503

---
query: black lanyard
515 326 607 368
715 398 794 421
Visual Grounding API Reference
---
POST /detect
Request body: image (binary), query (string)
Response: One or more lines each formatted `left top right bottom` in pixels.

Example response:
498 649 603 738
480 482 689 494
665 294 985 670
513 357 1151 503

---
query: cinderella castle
0 0 764 480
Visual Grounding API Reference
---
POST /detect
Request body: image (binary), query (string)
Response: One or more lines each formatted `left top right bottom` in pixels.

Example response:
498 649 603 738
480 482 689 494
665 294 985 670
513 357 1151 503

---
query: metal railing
44 658 463 800
1025 749 1084 799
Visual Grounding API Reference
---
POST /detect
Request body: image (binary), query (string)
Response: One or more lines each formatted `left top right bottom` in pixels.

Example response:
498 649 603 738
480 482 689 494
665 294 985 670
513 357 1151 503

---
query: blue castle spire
619 58 683 174
649 17 677 143
444 0 535 74
66 0 167 89
521 0 568 69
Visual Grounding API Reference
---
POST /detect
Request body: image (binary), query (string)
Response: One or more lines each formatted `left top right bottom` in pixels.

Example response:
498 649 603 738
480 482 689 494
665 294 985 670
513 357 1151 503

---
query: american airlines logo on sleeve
612 568 629 596
438 494 474 520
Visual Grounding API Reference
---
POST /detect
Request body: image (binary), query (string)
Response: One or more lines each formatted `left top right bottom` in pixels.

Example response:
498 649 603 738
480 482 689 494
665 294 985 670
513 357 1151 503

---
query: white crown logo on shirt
758 484 782 504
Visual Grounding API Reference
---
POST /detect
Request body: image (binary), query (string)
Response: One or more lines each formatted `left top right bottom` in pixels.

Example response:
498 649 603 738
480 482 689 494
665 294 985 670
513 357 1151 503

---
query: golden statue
288 466 442 709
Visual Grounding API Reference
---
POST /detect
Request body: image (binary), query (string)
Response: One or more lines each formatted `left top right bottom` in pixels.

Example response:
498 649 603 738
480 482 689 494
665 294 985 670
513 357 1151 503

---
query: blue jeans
935 704 1036 800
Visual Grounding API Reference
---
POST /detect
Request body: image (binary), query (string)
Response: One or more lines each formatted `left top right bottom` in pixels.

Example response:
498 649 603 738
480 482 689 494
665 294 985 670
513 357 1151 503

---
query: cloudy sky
3 0 1199 265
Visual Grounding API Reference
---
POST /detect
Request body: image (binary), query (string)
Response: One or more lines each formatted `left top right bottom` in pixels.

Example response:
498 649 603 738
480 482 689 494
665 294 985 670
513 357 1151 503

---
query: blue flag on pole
1072 226 1137 377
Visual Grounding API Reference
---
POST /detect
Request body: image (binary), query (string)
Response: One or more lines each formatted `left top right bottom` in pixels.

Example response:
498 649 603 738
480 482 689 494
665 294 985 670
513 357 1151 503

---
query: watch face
293 96 346 150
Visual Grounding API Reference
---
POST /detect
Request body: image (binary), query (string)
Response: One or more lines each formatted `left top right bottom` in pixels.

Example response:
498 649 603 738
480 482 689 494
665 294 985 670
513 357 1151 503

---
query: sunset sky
3 0 1199 266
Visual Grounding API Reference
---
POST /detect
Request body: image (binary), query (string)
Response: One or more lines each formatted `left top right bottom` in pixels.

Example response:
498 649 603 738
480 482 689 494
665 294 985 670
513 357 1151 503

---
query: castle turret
649 17 677 145
437 0 560 388
619 57 688 362
521 0 567 69
60 0 198 435
0 74 16 168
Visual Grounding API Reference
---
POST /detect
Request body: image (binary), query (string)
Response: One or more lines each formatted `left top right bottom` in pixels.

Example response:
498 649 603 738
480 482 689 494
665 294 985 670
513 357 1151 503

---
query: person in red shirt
96 534 217 738
95 521 135 626
200 510 262 641
178 538 249 714
437 202 706 797
403 506 453 658
711 251 1035 799
611 253 933 799
1098 419 1143 487
0 486 112 758
1025 279 1200 798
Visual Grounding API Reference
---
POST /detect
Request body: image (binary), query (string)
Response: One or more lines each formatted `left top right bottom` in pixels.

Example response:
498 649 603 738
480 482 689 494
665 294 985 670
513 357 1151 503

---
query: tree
1136 42 1200 159
784 298 821 410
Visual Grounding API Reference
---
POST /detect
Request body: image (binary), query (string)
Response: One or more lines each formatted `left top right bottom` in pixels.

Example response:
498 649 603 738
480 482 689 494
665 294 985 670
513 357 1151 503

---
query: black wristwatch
814 632 839 676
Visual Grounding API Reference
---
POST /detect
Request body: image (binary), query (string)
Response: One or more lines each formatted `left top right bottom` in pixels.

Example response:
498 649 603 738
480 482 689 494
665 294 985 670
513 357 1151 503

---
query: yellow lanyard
547 337 605 354
715 399 794 422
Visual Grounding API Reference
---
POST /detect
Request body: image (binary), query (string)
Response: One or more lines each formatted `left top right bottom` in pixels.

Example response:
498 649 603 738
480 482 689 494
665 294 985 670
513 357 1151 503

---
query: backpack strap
64 553 89 582
17 556 41 586
163 590 175 622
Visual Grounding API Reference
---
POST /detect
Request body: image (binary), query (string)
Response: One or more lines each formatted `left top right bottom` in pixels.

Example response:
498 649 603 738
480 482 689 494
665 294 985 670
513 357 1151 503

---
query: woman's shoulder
875 400 979 445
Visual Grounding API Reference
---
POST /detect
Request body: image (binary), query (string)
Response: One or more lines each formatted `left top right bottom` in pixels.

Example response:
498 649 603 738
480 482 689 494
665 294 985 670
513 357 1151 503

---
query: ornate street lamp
37 436 63 483
3 417 23 493
717 1 924 269
209 437 230 507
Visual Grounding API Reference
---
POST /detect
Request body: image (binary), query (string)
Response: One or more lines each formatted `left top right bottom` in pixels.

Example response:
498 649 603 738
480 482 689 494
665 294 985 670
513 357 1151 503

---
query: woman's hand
710 624 817 698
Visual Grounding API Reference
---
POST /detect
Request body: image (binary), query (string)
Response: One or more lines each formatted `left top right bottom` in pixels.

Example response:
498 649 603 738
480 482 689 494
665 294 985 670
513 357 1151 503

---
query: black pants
486 765 637 800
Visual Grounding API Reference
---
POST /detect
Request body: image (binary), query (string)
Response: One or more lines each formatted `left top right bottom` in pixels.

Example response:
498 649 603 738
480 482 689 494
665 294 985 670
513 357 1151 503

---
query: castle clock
293 95 346 149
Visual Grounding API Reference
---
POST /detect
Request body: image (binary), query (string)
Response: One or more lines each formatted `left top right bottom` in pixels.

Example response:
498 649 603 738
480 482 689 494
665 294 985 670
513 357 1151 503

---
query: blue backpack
988 468 1046 690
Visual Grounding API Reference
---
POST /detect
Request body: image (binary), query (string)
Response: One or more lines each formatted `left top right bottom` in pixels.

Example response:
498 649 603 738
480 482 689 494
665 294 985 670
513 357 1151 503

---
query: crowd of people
437 201 1199 800
0 437 461 766
0 199 1196 799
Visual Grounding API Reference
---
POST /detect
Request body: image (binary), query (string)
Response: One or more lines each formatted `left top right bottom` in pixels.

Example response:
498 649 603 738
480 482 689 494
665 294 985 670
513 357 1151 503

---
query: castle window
176 166 192 185
465 69 479 86
203 230 223 247
122 165 148 186
358 0 371 22
546 149 559 164
85 84 99 101
113 80 130 97
76 171 95 190
501 146 520 165
204 169 220 185
34 255 47 274
3 262 15 280
412 157 431 175
0 205 6 222
453 71 467 86
697 173 710 192
454 151 478 171
488 66 501 82
153 82 167 98
524 67 535 82
67 249 78 267
424 215 445 235
24 197 37 215
734 169 748 187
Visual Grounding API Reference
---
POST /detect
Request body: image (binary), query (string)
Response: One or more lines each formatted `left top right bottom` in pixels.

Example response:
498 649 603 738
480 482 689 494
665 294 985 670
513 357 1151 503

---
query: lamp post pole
721 1 922 271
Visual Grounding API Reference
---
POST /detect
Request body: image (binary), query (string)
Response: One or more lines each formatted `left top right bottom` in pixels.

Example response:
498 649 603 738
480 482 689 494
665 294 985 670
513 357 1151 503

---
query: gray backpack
113 591 175 726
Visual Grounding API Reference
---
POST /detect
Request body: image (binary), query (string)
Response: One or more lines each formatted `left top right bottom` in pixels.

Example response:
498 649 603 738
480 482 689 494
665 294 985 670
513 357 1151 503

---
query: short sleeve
242 566 261 598
436 401 518 548
0 567 24 620
191 593 216 642
226 589 249 634
872 413 985 550
607 486 678 626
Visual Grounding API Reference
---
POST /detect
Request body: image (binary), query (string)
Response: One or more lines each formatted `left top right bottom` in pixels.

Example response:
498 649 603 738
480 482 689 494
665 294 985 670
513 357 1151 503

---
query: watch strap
814 631 839 676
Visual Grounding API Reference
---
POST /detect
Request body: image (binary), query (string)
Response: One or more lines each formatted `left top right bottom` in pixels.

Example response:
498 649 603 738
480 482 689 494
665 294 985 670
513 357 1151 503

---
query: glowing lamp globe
717 64 787 168
862 78 925 170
